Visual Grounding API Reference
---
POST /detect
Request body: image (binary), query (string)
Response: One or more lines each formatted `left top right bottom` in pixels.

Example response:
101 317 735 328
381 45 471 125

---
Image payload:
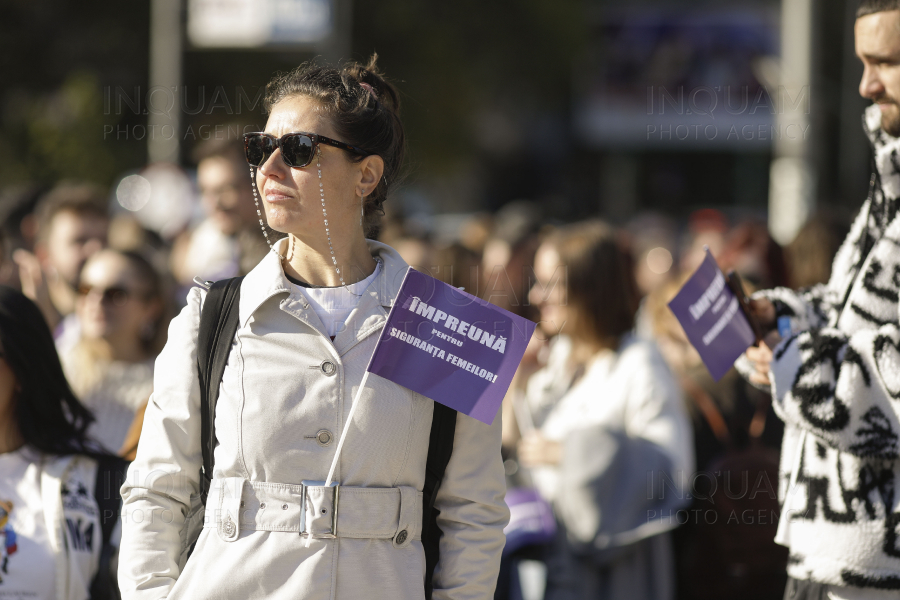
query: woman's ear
357 155 385 196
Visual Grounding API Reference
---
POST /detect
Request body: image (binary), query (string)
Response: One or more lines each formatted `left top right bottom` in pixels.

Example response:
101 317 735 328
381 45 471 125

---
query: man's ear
357 155 385 196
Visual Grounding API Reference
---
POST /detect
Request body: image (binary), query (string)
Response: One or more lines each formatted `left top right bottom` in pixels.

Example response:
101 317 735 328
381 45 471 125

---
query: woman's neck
88 336 147 364
571 335 619 366
283 233 376 287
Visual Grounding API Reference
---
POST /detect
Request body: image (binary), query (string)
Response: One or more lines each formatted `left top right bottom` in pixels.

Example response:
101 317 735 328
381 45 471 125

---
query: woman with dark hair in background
118 56 508 600
0 285 125 600
512 221 694 600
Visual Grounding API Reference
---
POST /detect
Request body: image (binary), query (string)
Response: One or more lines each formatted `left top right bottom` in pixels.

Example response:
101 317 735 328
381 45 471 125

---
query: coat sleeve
768 318 900 459
118 286 205 599
431 409 510 600
734 285 830 392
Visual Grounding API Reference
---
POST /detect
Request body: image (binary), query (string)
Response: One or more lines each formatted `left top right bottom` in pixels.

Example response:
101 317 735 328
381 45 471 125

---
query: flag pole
325 370 371 487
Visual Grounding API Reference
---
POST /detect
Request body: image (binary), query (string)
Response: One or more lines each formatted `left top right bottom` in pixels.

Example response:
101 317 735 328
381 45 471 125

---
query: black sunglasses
77 284 135 307
243 132 368 169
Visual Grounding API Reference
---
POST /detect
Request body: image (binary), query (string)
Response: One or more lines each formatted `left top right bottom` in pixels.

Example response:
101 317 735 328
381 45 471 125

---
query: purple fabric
502 488 556 555
366 268 536 425
667 249 756 381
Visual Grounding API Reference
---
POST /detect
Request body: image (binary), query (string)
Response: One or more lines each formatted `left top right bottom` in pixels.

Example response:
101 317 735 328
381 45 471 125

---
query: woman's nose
258 148 286 179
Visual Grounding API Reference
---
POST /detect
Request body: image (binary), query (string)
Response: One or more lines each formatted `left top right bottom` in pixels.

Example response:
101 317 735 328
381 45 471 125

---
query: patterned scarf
860 104 900 256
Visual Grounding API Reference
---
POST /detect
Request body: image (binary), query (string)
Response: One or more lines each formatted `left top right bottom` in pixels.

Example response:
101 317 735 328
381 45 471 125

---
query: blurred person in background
0 185 45 289
511 221 694 600
717 219 789 292
0 285 125 600
740 3 900 597
785 211 851 289
170 136 267 291
627 212 679 340
481 200 543 319
644 277 787 600
678 209 729 276
61 249 164 457
12 183 108 345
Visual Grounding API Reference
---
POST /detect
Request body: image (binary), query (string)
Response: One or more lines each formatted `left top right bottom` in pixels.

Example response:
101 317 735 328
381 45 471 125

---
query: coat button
222 516 236 537
395 529 408 544
316 430 333 446
321 361 336 376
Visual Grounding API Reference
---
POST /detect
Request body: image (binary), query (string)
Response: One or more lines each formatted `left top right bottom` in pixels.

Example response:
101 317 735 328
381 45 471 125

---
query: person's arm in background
432 409 510 600
117 287 205 600
13 249 61 332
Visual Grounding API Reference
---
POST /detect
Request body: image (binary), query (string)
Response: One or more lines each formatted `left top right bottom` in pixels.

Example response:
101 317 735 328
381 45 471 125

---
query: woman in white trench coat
117 57 509 600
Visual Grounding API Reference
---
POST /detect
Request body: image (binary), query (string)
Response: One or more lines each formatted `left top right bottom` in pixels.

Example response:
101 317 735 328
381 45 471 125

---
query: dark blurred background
0 0 872 237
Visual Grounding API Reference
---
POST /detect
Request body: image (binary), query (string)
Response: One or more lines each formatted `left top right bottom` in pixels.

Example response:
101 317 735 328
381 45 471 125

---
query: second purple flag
667 249 757 381
366 268 536 425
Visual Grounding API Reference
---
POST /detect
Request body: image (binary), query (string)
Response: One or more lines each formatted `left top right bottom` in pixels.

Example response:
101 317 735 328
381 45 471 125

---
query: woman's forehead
264 96 330 136
81 252 133 283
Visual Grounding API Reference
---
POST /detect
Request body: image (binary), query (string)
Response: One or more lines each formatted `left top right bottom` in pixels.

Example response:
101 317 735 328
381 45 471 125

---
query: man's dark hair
191 134 246 167
858 0 900 18
35 182 108 242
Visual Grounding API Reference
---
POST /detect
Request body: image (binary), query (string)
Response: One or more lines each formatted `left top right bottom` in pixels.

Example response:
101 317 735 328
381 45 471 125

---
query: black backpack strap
197 277 244 504
422 401 457 600
90 453 128 600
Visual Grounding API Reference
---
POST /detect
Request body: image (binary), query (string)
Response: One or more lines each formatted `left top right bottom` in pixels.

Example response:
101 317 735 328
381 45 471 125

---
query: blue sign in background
367 268 536 425
668 250 756 381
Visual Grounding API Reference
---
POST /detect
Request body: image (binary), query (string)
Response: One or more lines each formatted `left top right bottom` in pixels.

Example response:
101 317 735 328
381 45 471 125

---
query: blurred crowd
0 145 850 599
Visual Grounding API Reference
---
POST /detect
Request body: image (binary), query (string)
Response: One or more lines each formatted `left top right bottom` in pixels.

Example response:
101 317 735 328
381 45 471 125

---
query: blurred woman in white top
516 221 694 600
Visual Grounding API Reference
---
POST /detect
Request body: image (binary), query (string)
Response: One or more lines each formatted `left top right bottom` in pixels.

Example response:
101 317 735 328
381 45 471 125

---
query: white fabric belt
203 477 422 549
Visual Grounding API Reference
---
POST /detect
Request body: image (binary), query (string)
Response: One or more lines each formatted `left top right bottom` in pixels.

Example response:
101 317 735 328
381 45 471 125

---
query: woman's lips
264 191 293 203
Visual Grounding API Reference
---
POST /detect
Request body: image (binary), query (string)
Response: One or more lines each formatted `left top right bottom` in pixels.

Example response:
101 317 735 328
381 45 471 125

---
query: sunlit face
255 96 364 244
857 10 900 136
77 251 159 349
45 211 108 287
528 244 569 339
198 156 254 236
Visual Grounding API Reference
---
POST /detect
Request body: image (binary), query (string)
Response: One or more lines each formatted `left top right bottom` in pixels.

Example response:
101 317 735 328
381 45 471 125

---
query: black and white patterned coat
745 104 900 589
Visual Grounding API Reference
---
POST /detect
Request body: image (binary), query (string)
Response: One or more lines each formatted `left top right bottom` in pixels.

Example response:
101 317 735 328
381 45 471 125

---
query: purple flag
667 249 756 381
366 268 536 425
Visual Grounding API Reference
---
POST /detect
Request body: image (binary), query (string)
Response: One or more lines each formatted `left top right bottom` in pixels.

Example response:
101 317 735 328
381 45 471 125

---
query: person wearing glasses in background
117 56 509 600
60 249 165 458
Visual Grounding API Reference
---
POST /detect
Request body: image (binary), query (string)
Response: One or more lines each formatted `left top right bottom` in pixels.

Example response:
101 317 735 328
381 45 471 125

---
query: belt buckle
299 480 340 538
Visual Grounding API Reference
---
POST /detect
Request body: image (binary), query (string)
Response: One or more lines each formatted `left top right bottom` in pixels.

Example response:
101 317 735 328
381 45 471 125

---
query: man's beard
877 98 900 137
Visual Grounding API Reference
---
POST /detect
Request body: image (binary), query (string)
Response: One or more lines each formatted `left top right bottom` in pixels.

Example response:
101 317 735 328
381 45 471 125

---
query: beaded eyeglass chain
316 147 348 287
250 148 374 292
250 165 287 260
